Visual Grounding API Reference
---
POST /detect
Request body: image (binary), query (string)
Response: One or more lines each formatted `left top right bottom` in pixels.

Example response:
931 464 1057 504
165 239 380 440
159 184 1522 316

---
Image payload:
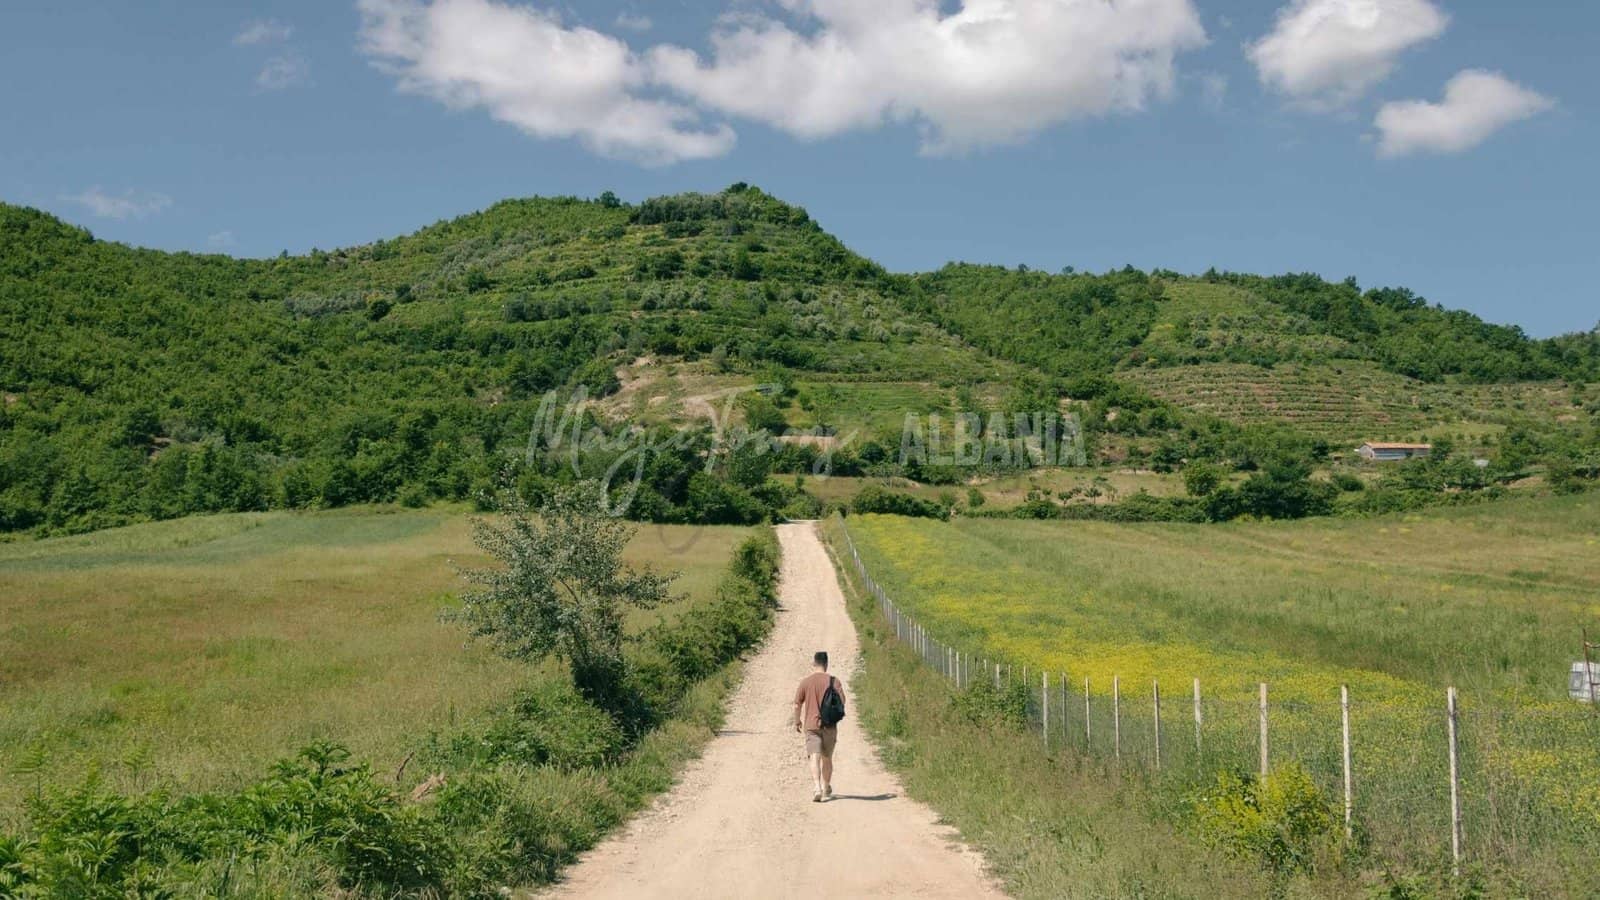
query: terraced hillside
1123 361 1596 447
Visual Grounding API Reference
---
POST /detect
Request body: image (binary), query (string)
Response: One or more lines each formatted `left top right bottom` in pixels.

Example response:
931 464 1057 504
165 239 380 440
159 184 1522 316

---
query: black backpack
820 677 846 727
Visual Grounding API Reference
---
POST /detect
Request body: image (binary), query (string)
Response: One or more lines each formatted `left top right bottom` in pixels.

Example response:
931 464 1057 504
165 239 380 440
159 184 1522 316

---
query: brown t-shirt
794 671 842 734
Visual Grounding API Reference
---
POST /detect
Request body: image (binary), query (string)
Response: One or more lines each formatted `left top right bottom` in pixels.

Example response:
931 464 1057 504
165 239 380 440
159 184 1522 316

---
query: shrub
1330 472 1365 492
1191 763 1343 875
0 834 29 894
852 485 949 520
1184 461 1224 497
428 679 627 770
629 529 780 720
7 743 450 897
729 528 780 594
740 392 788 433
1014 496 1060 519
779 489 824 521
684 472 768 525
951 679 1030 729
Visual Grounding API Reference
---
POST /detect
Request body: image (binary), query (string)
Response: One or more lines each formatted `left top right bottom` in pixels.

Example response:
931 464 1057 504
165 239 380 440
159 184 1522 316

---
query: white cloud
649 0 1209 155
357 0 1207 163
208 230 238 249
64 187 172 220
234 18 294 45
1374 69 1553 158
614 11 651 32
256 52 312 90
1249 0 1447 108
357 0 734 165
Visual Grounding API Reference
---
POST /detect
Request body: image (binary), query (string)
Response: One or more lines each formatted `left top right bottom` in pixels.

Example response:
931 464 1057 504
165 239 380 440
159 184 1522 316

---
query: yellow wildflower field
830 493 1600 875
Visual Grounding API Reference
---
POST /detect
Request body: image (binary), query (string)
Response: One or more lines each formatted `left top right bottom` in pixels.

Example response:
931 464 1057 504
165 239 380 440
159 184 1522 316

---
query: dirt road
545 521 1004 899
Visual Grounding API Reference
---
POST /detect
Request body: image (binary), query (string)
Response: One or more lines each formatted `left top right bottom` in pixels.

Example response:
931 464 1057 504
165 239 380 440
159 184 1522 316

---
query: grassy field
834 495 1600 891
822 519 1282 899
0 505 749 817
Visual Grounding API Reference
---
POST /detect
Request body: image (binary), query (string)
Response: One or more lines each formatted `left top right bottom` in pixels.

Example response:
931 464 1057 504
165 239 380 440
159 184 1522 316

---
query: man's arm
794 683 805 731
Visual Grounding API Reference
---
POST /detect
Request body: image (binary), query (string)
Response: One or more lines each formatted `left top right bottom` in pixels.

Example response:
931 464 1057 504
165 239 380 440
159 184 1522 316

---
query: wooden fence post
1061 673 1069 744
1152 679 1162 772
1193 678 1203 758
1113 675 1122 766
1448 686 1462 878
1084 677 1091 749
1341 685 1353 840
1042 672 1050 751
1258 683 1269 778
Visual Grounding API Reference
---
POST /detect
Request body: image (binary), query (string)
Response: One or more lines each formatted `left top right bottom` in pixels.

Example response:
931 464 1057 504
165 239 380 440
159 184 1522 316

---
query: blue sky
3 0 1595 337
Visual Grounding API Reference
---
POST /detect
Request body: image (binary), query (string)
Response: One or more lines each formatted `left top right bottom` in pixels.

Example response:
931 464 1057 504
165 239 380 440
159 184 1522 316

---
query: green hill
2 184 1596 534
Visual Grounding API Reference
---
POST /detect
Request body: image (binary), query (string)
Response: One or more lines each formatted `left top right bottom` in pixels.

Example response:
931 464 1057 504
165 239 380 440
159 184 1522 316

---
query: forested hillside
914 264 1600 385
2 185 1597 535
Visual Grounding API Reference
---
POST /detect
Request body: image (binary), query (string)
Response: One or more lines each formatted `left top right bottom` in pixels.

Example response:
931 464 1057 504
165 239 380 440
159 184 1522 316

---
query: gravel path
543 521 1004 899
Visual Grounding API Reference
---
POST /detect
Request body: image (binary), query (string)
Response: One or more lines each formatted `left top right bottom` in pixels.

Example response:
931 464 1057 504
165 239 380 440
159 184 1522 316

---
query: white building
1357 441 1432 462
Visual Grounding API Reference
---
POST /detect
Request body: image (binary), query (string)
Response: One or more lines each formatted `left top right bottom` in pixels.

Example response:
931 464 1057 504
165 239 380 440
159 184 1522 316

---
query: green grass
833 494 1600 893
0 505 749 817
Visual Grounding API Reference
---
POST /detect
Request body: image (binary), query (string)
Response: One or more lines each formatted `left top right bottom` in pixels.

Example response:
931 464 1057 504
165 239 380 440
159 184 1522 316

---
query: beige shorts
804 727 838 757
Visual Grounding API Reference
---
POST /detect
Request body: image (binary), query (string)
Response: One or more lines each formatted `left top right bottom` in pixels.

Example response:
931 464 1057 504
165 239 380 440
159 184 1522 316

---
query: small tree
1184 461 1224 497
454 480 677 711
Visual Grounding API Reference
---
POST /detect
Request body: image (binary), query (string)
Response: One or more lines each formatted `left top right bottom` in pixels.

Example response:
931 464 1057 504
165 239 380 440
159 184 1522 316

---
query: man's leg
820 727 836 797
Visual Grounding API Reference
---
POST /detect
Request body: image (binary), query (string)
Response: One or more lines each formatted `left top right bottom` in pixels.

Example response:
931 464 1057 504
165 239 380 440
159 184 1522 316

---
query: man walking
793 650 845 802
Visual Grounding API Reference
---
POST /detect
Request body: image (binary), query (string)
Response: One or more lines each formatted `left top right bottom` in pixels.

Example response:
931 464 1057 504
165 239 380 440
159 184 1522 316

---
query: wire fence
835 518 1600 881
